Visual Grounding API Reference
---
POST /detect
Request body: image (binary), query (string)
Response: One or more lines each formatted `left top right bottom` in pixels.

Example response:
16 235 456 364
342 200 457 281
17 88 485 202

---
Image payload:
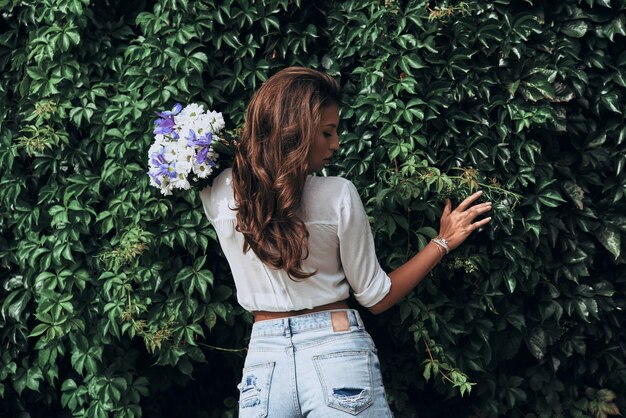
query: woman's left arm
367 191 492 315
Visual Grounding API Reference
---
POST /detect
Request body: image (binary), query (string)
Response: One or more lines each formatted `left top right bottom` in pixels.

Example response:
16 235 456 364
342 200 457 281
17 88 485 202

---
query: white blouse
199 168 391 312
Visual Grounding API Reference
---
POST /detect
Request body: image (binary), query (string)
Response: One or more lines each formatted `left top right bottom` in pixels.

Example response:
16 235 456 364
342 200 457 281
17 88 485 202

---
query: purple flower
186 130 215 165
153 119 175 135
155 103 183 118
153 103 182 135
149 150 177 185
195 147 216 166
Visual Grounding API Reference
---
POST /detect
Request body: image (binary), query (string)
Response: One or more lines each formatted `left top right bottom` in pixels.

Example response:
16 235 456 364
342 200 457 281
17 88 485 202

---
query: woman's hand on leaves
438 191 492 251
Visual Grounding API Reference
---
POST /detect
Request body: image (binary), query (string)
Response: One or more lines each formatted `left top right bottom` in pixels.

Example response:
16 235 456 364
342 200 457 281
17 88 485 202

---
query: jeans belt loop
353 310 365 329
284 318 291 337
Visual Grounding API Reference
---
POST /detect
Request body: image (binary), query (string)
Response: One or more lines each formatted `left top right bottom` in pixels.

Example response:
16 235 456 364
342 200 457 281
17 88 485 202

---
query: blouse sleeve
337 181 392 308
199 186 213 222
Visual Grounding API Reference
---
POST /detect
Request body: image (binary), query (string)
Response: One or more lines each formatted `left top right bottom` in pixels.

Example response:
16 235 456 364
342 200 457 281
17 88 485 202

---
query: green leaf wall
1 0 624 417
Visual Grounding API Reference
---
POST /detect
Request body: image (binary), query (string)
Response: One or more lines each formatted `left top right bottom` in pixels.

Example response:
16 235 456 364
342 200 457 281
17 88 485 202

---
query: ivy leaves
1 0 625 417
327 0 625 415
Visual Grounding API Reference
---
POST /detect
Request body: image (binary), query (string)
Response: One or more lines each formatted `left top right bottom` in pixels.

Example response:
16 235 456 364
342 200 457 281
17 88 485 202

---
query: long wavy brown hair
231 67 341 279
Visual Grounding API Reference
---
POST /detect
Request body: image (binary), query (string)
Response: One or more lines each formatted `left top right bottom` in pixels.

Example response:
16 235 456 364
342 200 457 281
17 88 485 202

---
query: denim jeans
237 309 394 417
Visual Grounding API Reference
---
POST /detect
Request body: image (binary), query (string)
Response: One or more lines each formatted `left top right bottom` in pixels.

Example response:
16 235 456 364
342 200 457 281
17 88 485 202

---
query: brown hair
231 67 341 279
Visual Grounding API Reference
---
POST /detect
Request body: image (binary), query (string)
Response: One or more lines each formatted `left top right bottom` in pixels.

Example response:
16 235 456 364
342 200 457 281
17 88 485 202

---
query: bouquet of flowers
147 103 235 196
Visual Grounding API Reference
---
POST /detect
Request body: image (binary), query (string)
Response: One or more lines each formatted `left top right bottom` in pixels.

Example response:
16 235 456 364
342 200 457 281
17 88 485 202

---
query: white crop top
199 168 392 312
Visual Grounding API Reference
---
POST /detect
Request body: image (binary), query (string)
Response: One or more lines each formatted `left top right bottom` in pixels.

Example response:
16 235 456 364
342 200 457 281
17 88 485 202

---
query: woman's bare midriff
253 300 350 322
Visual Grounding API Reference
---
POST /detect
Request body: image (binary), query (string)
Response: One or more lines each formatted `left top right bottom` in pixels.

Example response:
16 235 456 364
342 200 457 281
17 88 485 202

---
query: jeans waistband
250 309 365 337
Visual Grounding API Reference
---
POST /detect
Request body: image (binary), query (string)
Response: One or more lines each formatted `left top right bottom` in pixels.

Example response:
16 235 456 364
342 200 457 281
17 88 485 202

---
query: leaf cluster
0 0 625 417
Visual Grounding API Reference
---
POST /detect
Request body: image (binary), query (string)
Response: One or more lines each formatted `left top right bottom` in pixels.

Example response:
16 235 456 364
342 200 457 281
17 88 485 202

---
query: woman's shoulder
306 174 357 201
301 175 358 215
199 168 233 195
305 174 353 192
214 167 234 187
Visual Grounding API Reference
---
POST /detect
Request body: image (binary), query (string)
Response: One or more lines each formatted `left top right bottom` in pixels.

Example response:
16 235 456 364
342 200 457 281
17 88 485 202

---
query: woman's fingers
443 199 452 217
468 202 492 217
471 216 492 230
440 192 492 249
455 191 484 212
437 192 494 253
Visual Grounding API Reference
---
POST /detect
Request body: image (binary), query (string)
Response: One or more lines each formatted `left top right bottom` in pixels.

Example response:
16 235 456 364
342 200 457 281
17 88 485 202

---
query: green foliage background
1 0 625 417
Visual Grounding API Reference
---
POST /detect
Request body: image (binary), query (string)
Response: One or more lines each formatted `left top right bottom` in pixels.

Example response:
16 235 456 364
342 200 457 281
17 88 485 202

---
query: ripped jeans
237 309 394 417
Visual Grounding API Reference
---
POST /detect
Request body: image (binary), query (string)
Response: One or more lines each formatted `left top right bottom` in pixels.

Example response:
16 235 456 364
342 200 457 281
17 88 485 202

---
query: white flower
148 142 164 156
162 143 180 163
192 162 213 179
173 118 193 134
177 145 196 166
206 147 219 162
207 111 225 132
177 103 205 121
162 139 189 163
175 158 193 175
178 113 215 138
171 172 191 190
158 177 174 196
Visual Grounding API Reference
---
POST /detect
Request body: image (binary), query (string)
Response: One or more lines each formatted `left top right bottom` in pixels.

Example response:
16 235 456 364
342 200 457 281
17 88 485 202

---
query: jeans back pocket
313 350 374 415
237 362 275 418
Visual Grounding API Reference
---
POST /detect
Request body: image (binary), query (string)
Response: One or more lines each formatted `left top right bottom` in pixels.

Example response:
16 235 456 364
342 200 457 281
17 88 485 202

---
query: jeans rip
237 362 275 418
313 349 374 415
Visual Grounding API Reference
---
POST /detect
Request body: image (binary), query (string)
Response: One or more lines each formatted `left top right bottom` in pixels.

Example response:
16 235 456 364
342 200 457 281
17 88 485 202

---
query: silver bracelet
431 236 450 255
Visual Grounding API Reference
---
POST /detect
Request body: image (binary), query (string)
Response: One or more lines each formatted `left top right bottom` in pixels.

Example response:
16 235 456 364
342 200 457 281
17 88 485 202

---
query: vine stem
416 172 523 205
443 175 523 201
423 336 434 361
197 342 247 353
422 337 456 385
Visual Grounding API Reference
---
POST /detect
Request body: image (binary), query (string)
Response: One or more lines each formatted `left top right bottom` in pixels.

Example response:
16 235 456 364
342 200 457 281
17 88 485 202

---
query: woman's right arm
367 191 493 315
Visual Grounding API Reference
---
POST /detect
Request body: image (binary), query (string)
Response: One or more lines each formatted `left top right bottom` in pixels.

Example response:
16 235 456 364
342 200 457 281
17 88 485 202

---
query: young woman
199 67 492 417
